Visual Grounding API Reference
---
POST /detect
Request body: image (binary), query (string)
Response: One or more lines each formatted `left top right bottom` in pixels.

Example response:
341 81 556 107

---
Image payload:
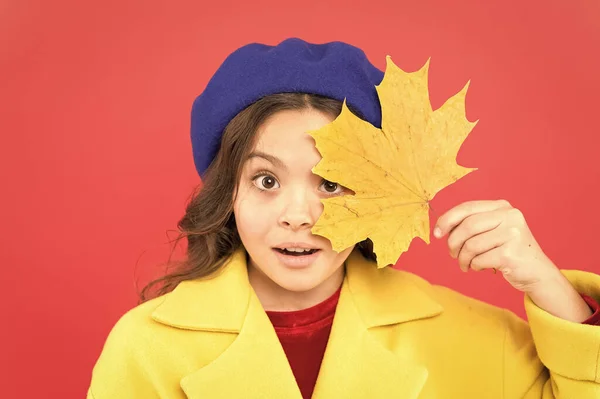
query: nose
278 188 319 231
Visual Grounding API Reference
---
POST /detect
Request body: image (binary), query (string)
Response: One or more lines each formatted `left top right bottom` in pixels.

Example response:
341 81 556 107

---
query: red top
266 290 600 399
266 287 341 399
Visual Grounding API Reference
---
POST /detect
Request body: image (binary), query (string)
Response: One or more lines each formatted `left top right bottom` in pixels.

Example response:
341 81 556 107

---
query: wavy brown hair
139 93 376 302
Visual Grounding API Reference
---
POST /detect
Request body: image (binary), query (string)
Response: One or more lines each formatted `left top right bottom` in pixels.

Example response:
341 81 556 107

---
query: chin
270 269 327 293
246 248 344 294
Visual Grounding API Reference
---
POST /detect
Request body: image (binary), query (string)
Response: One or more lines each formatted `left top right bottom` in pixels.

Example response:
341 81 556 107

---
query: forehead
252 109 335 164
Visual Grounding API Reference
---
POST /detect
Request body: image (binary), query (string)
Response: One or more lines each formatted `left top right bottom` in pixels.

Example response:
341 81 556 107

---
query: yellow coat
87 247 600 398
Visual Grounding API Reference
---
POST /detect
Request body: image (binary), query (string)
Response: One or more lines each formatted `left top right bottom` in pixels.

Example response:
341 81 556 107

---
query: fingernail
433 227 442 238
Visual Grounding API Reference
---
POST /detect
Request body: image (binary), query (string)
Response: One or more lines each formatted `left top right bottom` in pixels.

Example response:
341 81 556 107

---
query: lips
272 246 322 268
273 242 321 251
274 248 319 256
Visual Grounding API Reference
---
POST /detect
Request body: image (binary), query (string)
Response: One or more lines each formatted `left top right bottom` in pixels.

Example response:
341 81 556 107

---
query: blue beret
190 37 384 178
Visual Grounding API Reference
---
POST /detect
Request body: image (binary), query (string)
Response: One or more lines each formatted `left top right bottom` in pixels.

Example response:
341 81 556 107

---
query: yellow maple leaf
308 56 477 268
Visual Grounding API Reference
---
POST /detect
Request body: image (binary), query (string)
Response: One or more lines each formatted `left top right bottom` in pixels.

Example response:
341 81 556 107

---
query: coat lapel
179 291 303 398
312 250 444 399
151 247 444 399
152 248 302 399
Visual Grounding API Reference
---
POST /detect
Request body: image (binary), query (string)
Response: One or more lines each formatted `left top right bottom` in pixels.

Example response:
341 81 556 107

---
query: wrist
527 269 593 323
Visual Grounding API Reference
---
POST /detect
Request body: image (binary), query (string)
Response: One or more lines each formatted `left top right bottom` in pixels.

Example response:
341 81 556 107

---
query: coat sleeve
502 269 600 398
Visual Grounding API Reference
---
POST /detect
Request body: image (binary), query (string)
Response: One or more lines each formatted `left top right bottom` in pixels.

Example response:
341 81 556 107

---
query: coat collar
151 246 444 399
151 248 250 332
152 246 443 331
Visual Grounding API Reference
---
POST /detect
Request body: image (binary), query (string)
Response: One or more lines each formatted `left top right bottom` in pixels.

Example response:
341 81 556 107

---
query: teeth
283 247 314 253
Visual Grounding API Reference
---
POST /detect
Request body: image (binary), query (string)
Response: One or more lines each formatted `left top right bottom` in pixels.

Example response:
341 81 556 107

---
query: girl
87 38 600 398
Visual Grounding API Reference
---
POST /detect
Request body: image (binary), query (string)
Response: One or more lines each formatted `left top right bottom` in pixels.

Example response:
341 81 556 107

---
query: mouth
273 248 320 256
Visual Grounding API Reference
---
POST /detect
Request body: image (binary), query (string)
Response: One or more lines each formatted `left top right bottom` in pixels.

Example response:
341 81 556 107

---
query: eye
319 179 344 194
252 173 280 191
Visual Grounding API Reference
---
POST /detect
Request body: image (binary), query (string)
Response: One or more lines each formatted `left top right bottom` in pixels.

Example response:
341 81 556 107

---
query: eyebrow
246 151 287 171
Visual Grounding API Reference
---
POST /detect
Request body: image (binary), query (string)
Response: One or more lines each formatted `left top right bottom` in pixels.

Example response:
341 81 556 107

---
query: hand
434 200 593 322
433 199 551 291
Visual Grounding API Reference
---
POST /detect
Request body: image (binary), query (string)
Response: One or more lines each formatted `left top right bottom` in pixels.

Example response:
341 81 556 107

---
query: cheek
322 246 354 272
334 246 354 263
234 195 275 238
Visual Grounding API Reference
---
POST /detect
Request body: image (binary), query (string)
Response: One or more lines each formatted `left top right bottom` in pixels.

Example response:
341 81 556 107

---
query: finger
469 246 508 274
447 208 506 259
434 199 512 238
457 228 507 272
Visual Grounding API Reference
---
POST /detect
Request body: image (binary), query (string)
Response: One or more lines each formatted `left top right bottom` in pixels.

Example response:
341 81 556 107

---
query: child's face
233 108 355 295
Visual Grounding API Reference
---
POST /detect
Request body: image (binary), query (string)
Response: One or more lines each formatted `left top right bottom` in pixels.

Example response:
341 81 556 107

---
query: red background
1 0 599 397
